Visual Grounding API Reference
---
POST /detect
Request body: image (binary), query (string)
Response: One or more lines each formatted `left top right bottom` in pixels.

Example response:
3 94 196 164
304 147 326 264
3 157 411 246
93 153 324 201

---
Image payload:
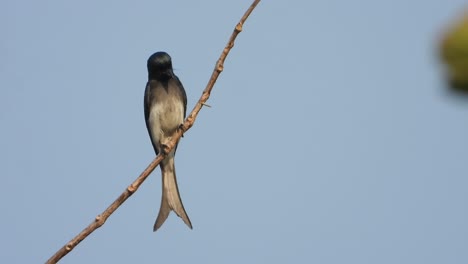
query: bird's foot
160 143 169 155
160 137 174 155
178 123 186 137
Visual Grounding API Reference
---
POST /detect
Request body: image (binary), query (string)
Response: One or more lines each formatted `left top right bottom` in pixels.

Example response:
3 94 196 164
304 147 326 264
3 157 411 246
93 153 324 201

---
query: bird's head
147 51 174 80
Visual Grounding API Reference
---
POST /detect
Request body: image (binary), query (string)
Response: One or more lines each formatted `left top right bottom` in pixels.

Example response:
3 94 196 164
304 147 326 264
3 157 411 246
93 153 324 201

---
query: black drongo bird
144 51 192 231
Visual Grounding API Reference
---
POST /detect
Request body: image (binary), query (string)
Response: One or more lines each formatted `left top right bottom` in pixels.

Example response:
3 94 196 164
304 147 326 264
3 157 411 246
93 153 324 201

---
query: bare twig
46 0 261 263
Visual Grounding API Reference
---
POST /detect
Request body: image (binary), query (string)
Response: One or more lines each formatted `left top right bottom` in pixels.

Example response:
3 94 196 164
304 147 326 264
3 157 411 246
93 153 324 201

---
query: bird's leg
178 123 186 137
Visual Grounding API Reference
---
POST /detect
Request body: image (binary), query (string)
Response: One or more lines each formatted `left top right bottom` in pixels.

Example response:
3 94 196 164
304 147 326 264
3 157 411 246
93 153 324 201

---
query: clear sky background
2 0 468 263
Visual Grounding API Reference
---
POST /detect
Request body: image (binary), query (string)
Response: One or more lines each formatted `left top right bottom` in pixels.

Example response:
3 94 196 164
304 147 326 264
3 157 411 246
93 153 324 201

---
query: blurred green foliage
441 11 468 91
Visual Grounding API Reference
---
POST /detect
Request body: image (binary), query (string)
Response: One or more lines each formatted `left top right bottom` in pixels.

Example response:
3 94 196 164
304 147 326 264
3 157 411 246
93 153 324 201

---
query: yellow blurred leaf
440 10 468 90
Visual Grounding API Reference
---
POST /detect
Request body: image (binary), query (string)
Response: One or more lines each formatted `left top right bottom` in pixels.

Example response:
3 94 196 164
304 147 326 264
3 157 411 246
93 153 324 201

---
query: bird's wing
174 76 187 118
144 81 159 155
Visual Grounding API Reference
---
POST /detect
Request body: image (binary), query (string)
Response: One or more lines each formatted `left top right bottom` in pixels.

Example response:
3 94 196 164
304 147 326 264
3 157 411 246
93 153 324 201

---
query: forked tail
153 156 192 231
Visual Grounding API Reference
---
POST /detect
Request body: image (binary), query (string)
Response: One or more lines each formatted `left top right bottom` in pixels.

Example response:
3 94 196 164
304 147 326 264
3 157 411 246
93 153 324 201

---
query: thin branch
46 0 261 263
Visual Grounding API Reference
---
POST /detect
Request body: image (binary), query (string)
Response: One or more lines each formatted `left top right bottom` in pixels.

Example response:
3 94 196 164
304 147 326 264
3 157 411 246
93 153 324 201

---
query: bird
143 51 192 231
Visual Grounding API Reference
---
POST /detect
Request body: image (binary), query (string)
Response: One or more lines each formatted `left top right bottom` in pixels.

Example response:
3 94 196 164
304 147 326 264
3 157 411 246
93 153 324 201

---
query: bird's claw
159 143 168 155
178 123 185 137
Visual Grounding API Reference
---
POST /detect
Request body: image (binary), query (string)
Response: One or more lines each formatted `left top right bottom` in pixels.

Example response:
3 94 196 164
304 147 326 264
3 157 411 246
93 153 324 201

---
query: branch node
65 243 74 251
95 214 106 227
127 184 137 193
201 102 212 108
236 23 243 32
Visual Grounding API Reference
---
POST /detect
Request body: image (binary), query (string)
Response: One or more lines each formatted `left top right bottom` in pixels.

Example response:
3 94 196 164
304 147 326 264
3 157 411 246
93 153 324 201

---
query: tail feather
153 156 192 231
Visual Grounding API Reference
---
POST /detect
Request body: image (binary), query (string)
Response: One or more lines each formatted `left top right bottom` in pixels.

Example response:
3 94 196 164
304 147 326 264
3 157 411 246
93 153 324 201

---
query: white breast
148 98 184 147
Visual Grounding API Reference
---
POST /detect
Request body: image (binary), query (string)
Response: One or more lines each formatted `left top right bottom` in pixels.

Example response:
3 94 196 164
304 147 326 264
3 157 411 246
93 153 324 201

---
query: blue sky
2 1 468 263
